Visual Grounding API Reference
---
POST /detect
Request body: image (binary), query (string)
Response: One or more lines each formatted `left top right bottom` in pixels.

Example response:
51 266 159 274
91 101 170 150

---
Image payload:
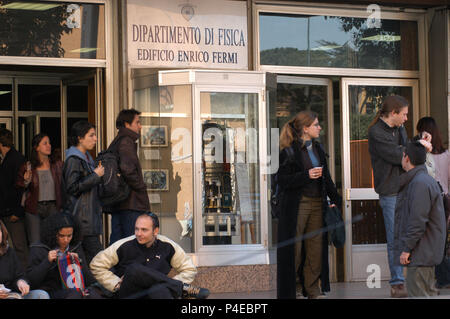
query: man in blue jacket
394 141 446 297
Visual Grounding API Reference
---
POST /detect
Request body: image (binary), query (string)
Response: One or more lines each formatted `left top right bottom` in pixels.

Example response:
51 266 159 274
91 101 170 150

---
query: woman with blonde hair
276 111 341 299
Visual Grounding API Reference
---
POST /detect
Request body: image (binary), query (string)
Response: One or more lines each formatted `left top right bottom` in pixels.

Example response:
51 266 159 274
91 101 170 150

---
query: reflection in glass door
341 78 419 281
200 91 260 246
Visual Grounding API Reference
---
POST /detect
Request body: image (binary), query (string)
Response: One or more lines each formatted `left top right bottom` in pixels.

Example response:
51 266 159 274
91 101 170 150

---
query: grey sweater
368 119 407 196
394 165 447 267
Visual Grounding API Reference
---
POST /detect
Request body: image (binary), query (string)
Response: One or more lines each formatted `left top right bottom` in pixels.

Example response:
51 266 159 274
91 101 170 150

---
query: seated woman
26 212 101 299
0 220 49 299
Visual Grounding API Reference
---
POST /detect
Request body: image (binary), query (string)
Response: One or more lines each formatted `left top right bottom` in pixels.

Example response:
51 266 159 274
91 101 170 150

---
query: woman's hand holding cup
309 166 323 179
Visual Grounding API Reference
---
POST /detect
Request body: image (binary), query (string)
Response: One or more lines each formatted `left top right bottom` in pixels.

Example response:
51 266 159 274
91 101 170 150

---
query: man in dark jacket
109 109 151 244
394 141 447 297
0 128 29 268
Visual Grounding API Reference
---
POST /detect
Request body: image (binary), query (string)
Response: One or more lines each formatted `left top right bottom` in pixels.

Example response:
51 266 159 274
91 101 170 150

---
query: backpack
270 146 294 219
95 136 130 210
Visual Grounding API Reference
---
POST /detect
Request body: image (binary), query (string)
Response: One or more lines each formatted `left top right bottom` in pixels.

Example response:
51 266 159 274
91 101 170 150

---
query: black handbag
325 204 345 248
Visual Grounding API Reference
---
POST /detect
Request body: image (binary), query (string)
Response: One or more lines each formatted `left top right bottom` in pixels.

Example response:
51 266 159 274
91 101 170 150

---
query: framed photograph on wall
143 169 169 191
141 125 168 147
0 117 12 130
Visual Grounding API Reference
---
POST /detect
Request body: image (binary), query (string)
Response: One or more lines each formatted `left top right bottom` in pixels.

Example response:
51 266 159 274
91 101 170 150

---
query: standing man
0 128 29 268
90 212 210 299
109 109 150 244
368 95 409 297
395 141 446 297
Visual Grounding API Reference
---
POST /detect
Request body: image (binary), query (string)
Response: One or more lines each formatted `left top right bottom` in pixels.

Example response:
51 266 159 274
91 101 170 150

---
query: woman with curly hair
25 212 101 299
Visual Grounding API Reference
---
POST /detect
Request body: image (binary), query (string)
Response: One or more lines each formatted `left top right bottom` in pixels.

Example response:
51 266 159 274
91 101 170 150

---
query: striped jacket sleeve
89 236 133 292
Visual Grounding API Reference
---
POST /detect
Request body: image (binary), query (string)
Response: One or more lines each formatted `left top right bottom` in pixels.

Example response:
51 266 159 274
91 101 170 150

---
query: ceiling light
0 2 61 11
70 48 98 53
0 91 11 96
361 35 401 42
311 45 343 51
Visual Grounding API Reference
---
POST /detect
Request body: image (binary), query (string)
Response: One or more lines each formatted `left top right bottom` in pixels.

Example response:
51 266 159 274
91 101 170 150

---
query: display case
132 69 270 265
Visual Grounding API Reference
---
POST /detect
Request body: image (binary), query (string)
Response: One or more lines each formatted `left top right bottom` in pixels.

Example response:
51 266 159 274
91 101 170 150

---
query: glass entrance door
341 78 419 281
61 68 103 157
269 75 337 279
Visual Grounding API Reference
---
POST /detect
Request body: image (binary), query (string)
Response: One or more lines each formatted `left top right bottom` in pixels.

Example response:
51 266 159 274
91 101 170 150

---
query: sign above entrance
127 0 248 69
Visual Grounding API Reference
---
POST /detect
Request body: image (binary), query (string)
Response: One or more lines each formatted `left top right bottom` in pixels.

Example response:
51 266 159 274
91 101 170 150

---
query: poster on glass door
127 0 248 69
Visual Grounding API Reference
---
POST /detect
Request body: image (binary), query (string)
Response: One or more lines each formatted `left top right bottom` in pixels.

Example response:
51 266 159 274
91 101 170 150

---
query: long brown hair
30 133 53 169
0 220 9 256
280 111 318 150
416 117 446 154
368 95 409 129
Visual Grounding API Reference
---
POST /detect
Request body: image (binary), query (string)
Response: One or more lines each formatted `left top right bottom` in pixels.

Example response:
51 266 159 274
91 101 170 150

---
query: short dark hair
0 128 13 148
405 140 426 166
116 109 141 129
69 120 95 147
138 212 160 229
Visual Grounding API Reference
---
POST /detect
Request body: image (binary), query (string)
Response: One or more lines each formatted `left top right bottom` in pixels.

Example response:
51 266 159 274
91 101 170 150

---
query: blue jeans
24 290 50 299
110 210 144 244
379 195 405 285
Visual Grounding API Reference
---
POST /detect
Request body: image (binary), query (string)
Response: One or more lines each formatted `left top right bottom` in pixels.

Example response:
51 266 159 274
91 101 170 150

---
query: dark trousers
118 263 183 299
110 210 143 244
51 288 103 299
25 201 57 245
82 235 103 265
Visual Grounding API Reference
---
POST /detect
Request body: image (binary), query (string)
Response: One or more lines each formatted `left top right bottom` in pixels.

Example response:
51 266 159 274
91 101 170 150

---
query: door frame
341 77 420 282
193 84 268 266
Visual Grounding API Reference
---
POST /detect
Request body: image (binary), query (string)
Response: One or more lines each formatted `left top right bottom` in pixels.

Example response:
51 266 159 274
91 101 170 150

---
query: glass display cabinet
132 69 272 265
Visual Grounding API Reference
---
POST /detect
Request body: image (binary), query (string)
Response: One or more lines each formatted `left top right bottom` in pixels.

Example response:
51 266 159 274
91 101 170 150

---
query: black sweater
0 247 28 293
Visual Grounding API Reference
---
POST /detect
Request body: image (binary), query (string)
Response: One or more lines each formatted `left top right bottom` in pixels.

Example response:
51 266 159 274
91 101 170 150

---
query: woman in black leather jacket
61 121 104 265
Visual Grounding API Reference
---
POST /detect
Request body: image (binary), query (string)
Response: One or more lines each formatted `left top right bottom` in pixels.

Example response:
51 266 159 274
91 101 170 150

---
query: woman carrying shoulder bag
17 133 63 245
62 121 104 265
276 111 341 299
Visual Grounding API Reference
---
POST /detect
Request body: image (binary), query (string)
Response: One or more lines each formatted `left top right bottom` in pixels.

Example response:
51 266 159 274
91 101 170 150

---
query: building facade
0 0 448 293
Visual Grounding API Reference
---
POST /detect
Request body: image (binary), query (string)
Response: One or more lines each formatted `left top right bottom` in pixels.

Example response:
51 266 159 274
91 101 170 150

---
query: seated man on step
89 212 209 299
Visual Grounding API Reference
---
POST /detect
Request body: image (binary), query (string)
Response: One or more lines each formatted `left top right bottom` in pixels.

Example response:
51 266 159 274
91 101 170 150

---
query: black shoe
182 283 210 299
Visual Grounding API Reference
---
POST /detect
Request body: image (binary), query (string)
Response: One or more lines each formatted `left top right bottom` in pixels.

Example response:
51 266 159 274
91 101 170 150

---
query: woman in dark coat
26 212 100 299
61 121 104 264
276 111 342 299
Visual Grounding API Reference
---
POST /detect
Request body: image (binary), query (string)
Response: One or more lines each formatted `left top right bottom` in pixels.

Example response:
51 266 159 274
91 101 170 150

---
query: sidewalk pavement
209 281 450 299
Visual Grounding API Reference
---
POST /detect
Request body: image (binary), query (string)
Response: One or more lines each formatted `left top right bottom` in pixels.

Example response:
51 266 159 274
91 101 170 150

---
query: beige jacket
89 235 197 292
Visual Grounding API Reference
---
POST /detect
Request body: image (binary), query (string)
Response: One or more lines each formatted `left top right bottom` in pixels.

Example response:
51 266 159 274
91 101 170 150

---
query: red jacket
16 161 63 215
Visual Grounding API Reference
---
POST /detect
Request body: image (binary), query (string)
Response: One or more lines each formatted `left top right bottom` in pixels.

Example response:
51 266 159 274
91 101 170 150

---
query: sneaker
182 283 210 299
390 284 408 298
